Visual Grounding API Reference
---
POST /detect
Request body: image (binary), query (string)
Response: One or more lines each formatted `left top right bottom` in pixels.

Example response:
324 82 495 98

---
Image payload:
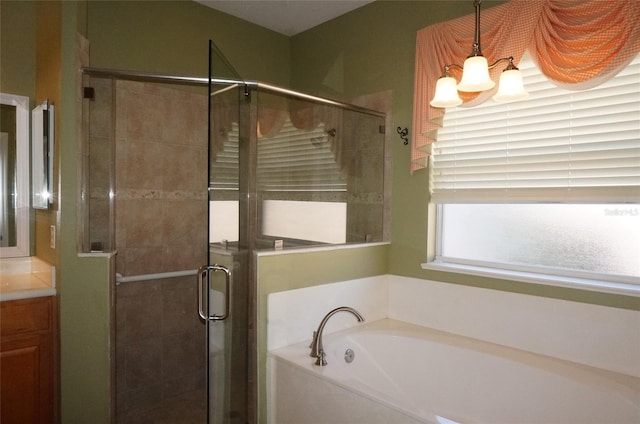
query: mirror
32 100 54 209
0 93 30 257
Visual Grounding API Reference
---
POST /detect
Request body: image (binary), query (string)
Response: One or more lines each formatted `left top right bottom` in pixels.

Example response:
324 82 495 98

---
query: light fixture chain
472 0 482 57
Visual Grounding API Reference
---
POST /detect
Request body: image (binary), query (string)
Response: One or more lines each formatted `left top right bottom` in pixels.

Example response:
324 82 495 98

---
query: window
427 53 640 293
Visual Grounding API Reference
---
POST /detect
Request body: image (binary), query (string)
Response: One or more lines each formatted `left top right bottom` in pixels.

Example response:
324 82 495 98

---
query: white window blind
430 52 640 204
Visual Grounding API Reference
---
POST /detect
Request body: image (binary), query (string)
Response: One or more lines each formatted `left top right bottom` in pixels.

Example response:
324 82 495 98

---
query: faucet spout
309 306 365 366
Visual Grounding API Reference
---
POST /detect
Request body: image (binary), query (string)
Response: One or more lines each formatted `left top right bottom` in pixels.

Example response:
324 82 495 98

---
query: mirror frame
32 100 54 209
0 92 30 257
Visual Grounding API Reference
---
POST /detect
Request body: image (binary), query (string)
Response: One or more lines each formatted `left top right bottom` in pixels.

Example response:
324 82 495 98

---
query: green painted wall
0 0 37 255
0 0 63 263
34 0 61 268
0 1 37 98
58 2 117 423
289 0 640 311
86 0 290 85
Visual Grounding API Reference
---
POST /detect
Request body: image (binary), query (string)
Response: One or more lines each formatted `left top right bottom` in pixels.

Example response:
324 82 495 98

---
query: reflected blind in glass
210 119 347 192
210 122 239 191
430 52 640 204
210 120 346 192
257 120 346 192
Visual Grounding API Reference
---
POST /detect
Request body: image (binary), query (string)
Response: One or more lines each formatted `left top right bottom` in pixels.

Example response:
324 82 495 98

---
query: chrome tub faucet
309 306 365 366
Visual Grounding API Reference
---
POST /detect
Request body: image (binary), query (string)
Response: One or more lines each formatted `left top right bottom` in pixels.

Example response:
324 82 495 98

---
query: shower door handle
198 264 231 321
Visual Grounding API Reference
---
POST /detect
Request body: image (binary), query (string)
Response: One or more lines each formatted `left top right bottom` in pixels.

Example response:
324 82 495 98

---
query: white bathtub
268 319 640 424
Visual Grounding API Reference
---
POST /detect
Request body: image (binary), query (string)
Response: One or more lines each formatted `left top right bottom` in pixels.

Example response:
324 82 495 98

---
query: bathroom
1 1 638 424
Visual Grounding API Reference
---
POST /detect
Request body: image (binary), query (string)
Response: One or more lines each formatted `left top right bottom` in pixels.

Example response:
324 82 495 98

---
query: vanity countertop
0 257 55 301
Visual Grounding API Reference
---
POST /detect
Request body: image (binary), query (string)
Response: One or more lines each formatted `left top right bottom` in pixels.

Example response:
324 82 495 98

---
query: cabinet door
1 297 54 424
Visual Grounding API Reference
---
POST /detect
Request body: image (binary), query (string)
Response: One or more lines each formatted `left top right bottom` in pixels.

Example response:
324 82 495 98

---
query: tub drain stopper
344 348 355 363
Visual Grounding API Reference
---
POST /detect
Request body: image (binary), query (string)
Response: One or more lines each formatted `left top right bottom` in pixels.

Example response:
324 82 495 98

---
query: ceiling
195 0 375 36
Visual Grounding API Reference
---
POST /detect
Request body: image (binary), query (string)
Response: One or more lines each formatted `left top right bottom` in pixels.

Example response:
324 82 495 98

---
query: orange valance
411 0 640 173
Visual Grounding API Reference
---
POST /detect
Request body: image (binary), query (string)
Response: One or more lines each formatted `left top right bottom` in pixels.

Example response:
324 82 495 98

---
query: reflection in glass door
205 40 251 424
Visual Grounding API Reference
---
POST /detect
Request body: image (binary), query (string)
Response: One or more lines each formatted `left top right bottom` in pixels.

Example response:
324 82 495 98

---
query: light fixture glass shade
457 56 495 92
430 76 463 108
492 69 529 102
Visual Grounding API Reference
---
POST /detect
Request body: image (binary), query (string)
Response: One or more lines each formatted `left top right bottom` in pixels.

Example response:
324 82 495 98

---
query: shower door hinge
83 87 95 100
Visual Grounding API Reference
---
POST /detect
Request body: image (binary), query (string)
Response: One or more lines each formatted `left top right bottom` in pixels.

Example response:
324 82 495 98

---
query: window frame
423 54 640 297
423 205 640 297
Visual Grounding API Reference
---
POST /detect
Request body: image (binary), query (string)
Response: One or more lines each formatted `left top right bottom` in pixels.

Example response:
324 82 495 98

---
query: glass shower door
203 40 251 424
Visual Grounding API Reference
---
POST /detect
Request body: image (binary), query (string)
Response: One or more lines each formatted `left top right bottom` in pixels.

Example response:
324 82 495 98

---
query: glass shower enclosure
80 40 387 424
205 40 387 423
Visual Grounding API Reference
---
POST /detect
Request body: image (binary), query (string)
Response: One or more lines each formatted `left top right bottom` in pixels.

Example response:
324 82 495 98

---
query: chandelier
430 0 528 108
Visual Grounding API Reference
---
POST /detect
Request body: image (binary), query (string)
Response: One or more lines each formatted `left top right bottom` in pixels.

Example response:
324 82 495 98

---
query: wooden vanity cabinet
1 296 55 424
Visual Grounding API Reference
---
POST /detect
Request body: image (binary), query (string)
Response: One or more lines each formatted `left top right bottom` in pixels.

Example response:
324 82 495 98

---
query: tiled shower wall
113 80 208 421
114 80 208 276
